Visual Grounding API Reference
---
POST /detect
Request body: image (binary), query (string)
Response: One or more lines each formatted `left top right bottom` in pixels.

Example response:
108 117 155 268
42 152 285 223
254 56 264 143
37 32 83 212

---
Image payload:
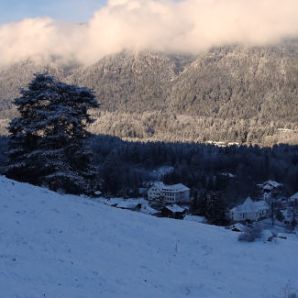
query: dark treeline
0 136 8 173
90 135 298 204
2 133 298 205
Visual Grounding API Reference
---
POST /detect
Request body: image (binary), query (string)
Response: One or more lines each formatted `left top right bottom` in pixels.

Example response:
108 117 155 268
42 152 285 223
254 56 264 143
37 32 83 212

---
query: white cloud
1 0 298 65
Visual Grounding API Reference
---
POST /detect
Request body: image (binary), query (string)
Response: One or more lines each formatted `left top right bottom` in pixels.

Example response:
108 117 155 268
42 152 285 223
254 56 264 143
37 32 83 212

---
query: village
103 179 298 233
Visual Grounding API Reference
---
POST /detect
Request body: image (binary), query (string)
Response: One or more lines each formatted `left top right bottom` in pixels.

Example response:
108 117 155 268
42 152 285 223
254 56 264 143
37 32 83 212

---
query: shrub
238 223 262 242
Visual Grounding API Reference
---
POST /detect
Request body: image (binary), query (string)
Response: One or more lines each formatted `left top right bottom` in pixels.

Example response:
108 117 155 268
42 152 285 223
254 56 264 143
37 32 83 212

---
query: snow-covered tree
7 73 99 194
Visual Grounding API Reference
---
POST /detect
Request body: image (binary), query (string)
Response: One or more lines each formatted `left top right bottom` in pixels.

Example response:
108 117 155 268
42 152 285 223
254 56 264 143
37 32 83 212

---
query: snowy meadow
0 176 297 298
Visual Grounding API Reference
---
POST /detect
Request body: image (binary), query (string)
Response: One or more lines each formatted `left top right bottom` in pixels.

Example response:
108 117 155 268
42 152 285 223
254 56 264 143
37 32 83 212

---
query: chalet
289 193 298 207
116 201 142 211
257 180 283 203
147 182 191 204
229 197 270 222
258 180 283 192
159 204 187 219
104 198 159 215
105 198 142 210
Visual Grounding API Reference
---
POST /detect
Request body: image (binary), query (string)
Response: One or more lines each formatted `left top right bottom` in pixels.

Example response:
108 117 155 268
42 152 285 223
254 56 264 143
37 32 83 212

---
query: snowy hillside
0 176 297 298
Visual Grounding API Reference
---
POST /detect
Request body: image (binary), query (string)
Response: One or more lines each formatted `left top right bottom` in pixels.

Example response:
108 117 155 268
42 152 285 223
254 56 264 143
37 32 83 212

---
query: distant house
104 198 159 215
105 198 142 210
116 201 142 211
147 182 191 204
289 193 298 206
229 197 270 222
257 180 283 203
159 204 187 219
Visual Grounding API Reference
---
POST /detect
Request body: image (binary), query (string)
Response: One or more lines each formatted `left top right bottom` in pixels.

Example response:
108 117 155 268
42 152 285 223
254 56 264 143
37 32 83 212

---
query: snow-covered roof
104 198 160 214
257 180 283 190
116 200 142 209
232 197 255 213
141 205 159 215
104 198 144 208
254 200 269 211
165 204 186 213
290 192 298 200
104 198 124 206
231 197 269 213
153 182 190 192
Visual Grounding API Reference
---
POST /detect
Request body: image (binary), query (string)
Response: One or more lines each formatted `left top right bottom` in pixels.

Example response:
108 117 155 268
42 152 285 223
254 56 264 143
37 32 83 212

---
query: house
104 198 159 215
116 200 142 211
257 180 283 191
257 180 283 203
140 205 160 216
147 182 191 204
159 204 187 219
289 192 298 207
229 197 270 222
105 198 142 210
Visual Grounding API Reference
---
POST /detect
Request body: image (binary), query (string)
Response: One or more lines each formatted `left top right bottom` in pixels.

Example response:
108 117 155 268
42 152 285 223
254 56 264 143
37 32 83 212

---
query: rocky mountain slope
0 42 297 144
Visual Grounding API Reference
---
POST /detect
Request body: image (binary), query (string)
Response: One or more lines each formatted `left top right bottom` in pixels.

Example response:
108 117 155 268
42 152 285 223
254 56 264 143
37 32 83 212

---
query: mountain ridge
0 42 297 144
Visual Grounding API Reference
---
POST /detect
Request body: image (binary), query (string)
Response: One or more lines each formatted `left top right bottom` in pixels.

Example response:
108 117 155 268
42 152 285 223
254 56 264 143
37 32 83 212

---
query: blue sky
0 0 106 23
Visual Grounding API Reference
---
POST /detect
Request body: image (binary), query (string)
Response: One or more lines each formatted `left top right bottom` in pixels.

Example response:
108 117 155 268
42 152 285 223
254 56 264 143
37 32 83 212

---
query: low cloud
1 0 298 65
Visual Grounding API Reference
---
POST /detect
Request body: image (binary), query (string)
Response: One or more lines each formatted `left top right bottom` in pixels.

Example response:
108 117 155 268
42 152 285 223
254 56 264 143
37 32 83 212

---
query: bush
275 209 285 222
238 224 262 242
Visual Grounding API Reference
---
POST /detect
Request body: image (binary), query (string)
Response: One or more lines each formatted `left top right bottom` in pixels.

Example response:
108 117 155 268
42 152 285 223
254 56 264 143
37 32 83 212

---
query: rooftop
165 204 186 213
257 180 283 191
231 197 269 213
154 182 190 192
290 192 298 200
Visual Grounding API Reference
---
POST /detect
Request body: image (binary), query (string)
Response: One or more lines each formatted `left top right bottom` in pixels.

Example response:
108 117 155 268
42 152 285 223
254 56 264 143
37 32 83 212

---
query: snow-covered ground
0 176 297 298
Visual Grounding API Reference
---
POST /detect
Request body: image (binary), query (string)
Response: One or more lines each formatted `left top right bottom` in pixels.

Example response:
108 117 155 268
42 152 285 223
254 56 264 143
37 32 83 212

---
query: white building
147 182 191 204
289 192 298 205
229 197 270 222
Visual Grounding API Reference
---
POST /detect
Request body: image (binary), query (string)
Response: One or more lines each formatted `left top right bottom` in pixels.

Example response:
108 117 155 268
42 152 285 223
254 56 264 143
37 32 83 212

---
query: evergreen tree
191 190 208 216
7 73 99 194
205 192 228 225
102 151 123 195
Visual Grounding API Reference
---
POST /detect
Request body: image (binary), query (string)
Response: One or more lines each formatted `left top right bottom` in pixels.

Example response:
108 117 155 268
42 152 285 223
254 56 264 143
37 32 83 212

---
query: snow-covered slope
0 176 297 298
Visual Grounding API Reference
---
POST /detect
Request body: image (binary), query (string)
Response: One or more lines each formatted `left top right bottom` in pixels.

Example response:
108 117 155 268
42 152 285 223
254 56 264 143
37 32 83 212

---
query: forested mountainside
0 42 297 144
